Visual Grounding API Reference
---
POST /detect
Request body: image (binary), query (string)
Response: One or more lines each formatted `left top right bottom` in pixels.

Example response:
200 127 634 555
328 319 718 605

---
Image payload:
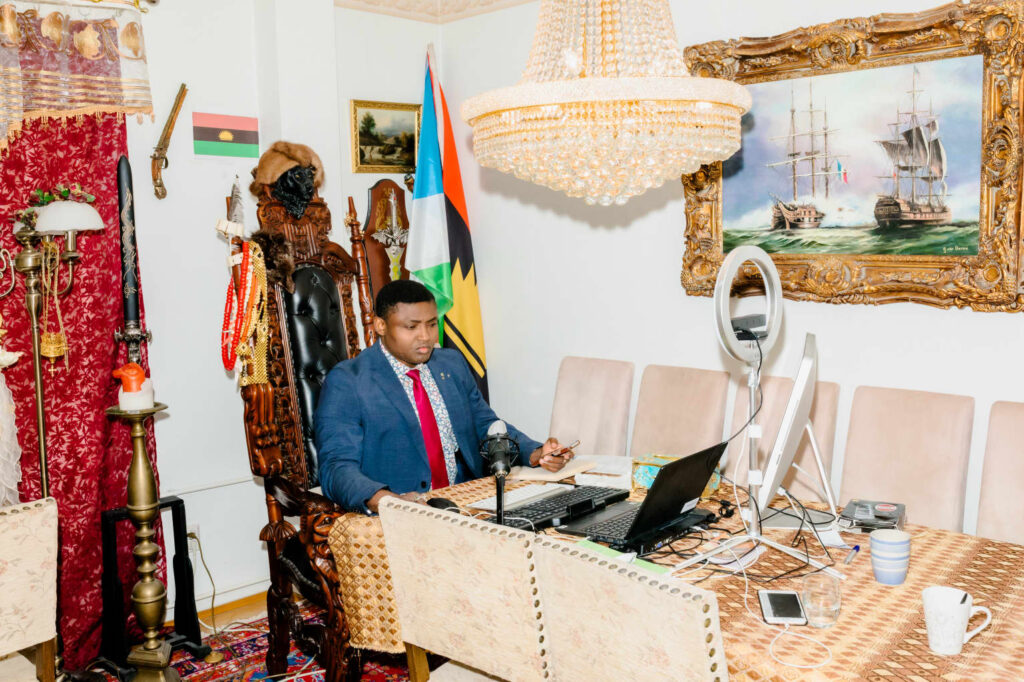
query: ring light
713 245 783 365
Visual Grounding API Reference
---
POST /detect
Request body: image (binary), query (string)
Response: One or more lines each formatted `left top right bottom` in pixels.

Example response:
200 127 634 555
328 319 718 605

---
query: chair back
348 179 411 346
631 365 729 459
727 377 839 502
0 498 57 656
840 386 973 531
977 401 1024 544
533 538 729 681
549 356 634 457
379 499 548 682
245 189 364 489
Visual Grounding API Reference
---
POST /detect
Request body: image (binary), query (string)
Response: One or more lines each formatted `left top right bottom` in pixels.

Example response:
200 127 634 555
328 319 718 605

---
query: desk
329 479 1024 680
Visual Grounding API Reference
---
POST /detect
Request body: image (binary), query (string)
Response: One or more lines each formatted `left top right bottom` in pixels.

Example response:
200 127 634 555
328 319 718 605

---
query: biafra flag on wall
193 113 259 158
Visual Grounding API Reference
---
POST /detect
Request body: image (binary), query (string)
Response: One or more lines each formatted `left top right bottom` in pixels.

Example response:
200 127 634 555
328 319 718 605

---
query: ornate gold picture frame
350 100 421 174
681 1 1024 311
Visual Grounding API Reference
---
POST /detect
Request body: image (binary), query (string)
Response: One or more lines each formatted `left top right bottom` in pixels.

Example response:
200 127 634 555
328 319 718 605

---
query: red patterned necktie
406 369 450 489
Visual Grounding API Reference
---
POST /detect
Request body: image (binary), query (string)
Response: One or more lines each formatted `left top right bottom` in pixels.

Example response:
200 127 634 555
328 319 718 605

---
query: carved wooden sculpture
347 178 412 347
237 186 373 682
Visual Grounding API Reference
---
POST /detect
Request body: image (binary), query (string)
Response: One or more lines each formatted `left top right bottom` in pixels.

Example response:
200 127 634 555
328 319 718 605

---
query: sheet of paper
568 455 632 489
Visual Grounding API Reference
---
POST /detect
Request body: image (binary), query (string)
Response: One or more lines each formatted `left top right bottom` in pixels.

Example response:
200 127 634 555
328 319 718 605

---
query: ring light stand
679 246 844 580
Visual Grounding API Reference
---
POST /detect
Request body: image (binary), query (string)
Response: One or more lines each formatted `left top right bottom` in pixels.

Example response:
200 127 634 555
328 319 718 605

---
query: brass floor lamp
0 199 106 682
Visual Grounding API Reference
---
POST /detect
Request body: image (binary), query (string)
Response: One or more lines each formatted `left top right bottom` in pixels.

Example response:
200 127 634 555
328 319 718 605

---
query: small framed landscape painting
350 100 420 174
680 1 1024 312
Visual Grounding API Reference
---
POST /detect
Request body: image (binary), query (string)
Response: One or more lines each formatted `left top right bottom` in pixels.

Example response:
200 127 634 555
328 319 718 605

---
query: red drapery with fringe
1 114 161 669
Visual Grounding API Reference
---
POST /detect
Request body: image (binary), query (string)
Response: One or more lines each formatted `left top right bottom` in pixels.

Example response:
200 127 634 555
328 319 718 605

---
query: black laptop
557 442 727 552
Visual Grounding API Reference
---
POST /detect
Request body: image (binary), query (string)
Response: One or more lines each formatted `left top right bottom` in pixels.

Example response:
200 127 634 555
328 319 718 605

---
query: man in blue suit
315 280 569 512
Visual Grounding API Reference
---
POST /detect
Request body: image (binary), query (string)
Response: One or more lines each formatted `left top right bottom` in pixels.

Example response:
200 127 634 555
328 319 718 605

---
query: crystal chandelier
461 0 751 206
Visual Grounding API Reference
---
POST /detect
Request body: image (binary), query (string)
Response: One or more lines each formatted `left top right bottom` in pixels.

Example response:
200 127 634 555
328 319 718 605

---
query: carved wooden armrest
272 478 346 586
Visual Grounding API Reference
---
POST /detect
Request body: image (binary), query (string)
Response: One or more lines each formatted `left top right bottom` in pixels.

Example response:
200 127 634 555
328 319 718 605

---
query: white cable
732 436 751 535
724 545 833 670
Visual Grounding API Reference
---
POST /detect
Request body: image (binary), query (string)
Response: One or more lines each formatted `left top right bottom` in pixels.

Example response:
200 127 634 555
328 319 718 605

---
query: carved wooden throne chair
236 184 364 682
235 176 413 681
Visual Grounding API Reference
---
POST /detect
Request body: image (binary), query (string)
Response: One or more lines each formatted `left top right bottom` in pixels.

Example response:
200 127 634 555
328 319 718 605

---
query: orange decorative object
112 363 146 392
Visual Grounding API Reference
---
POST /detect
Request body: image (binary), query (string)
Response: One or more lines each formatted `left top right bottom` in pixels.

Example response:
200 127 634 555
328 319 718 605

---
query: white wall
125 0 290 614
440 0 1024 534
123 3 438 617
334 9 439 225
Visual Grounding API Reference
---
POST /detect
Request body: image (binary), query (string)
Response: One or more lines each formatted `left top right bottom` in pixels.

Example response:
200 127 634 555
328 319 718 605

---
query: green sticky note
574 539 671 575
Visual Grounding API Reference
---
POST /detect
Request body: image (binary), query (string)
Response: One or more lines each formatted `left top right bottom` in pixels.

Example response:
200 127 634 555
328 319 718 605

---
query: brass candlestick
105 402 179 682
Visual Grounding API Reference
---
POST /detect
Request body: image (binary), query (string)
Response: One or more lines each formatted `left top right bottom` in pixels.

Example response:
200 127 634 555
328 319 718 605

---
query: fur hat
250 141 324 195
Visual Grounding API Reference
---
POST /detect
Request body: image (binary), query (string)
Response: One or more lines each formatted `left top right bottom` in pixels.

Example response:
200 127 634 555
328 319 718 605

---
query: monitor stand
675 365 845 580
761 423 840 530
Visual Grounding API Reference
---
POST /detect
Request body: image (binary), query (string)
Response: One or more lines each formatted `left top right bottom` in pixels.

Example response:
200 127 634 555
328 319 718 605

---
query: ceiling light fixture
461 0 751 206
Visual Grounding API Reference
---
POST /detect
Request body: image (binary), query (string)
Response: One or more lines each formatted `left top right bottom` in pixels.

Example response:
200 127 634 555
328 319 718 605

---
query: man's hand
367 489 424 513
529 437 572 472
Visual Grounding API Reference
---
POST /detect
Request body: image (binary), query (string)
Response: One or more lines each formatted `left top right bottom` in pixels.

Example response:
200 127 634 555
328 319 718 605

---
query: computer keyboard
484 485 628 530
468 483 570 512
580 508 639 540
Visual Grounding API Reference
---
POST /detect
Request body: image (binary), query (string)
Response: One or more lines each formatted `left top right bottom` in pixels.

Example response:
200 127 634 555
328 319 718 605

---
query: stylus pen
843 545 861 565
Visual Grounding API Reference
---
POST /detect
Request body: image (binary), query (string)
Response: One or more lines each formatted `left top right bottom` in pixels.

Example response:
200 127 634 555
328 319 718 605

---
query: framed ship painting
681 0 1024 312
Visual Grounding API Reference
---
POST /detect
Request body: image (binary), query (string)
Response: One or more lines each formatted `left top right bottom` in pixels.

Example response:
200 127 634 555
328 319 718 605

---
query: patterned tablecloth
329 480 1024 680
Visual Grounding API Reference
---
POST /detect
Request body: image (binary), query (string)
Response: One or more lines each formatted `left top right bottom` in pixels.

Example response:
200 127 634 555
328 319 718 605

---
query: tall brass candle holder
105 402 179 682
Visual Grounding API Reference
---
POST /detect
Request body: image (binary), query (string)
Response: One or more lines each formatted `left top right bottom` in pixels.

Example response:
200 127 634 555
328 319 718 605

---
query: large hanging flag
407 48 489 399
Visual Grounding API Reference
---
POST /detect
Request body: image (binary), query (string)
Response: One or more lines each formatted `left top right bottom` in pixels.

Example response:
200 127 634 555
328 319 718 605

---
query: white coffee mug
922 586 992 656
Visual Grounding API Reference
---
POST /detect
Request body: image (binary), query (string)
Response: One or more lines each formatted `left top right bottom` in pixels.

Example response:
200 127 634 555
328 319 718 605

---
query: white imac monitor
756 332 819 515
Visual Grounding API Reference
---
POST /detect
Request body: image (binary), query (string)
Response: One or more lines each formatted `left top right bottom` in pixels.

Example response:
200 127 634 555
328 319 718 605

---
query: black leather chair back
283 264 350 487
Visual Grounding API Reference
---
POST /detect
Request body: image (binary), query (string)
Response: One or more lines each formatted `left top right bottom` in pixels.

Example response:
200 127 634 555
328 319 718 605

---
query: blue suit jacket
315 343 542 511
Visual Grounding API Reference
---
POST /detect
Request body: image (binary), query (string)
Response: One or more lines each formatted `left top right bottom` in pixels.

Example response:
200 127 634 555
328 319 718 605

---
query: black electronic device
731 313 768 340
557 442 727 551
484 485 629 530
426 497 459 511
478 420 523 525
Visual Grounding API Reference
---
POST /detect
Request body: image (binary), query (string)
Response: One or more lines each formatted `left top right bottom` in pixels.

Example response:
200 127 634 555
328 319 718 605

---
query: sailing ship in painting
874 68 952 228
767 83 846 230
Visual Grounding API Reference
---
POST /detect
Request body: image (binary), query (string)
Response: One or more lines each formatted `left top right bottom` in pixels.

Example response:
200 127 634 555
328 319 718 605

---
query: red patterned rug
100 606 409 681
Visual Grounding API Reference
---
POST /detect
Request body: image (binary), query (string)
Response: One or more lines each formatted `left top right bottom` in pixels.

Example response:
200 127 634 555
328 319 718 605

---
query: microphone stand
495 473 506 526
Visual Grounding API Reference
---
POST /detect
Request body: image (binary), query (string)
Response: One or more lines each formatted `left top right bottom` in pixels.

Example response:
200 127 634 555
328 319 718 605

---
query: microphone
479 420 521 528
480 420 520 479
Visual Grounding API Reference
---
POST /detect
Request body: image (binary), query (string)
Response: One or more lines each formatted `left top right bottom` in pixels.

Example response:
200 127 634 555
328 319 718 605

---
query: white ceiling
334 0 534 24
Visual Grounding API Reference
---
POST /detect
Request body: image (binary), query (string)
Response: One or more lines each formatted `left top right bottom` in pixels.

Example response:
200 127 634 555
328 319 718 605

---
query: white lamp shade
33 201 104 235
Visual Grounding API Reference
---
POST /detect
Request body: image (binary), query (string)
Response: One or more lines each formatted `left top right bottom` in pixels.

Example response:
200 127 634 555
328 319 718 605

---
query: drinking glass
802 573 841 628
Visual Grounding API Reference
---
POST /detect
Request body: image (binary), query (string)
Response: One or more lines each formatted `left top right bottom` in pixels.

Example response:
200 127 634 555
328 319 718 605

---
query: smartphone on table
547 440 580 459
758 589 807 626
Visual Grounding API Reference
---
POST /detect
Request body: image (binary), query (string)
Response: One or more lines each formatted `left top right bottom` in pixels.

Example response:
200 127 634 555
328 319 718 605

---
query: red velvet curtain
1 114 160 669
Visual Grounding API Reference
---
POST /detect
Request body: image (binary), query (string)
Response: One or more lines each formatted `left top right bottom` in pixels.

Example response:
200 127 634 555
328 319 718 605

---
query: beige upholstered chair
726 377 840 502
533 537 729 681
548 356 635 457
631 365 729 459
379 498 547 682
0 498 58 682
976 401 1024 544
840 386 974 532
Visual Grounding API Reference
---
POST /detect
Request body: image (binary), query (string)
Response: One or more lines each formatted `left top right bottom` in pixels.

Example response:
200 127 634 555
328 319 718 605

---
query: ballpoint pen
843 545 861 564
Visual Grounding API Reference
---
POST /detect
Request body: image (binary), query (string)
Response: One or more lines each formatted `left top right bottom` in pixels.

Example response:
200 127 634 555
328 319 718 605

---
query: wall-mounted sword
115 156 152 363
151 83 188 199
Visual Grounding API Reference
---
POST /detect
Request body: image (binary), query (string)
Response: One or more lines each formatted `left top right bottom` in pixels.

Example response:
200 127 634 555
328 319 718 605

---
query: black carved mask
272 165 317 219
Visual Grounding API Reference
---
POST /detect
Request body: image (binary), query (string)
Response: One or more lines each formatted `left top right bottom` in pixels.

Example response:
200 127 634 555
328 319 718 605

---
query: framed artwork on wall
680 0 1024 312
350 100 421 174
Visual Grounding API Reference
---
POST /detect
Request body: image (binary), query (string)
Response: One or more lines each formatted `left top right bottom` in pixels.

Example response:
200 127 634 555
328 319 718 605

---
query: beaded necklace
221 242 251 371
